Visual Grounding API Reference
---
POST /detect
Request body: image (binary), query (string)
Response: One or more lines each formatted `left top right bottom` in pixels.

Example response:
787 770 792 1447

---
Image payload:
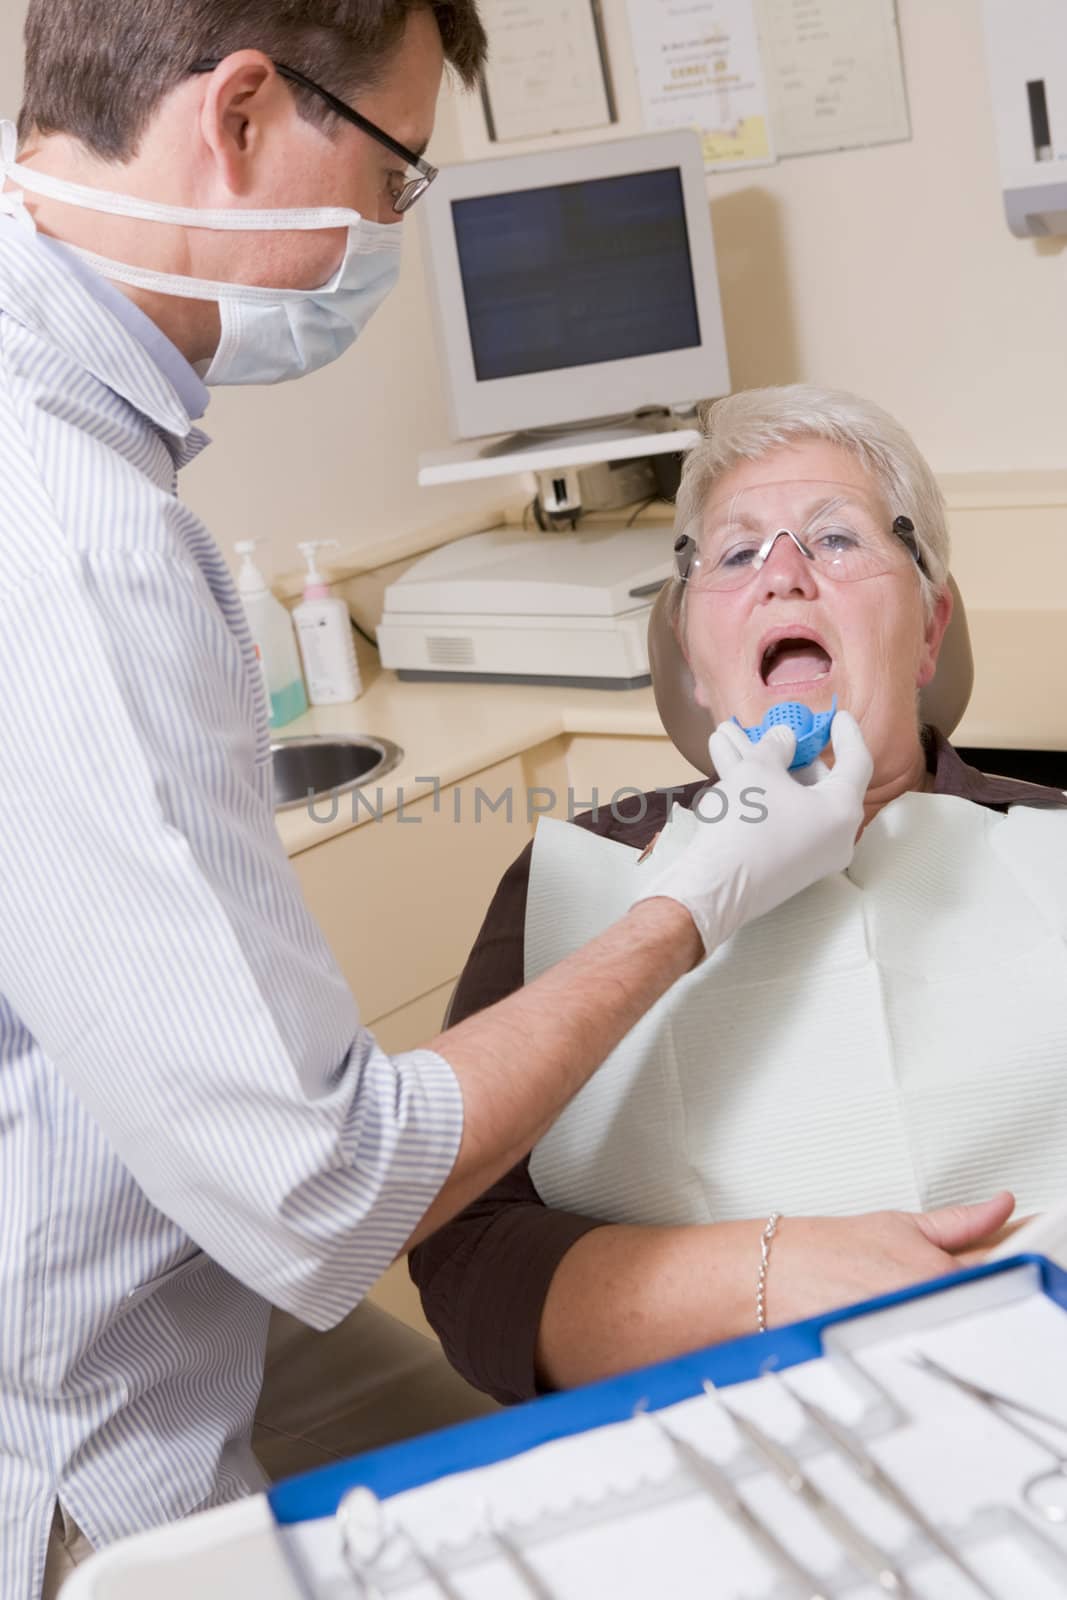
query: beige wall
453 0 1067 475
3 1 1064 584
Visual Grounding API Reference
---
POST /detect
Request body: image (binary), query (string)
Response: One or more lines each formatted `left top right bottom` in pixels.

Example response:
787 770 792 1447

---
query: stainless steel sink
271 734 403 813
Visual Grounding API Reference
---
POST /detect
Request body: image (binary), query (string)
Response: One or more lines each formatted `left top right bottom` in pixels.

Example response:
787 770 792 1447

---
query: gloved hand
634 710 873 955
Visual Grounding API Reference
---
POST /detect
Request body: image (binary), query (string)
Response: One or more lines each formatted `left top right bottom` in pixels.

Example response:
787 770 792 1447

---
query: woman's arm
411 1154 603 1403
535 1194 1016 1391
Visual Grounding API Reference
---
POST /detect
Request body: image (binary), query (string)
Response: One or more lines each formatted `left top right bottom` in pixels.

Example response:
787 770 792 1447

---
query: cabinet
563 735 704 816
293 740 568 1031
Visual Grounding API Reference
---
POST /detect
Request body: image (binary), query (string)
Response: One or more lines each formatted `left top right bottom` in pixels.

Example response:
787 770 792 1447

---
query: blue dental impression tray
734 695 838 770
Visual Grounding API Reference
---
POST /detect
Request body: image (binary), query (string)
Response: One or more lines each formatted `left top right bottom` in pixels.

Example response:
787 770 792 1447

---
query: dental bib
527 793 1067 1225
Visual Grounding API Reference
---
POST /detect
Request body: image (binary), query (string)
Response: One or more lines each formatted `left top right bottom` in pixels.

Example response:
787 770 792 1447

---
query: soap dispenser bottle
234 540 308 727
293 540 363 706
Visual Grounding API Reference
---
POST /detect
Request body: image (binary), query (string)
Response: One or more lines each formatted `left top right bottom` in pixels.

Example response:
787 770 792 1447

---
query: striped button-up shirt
0 210 464 1600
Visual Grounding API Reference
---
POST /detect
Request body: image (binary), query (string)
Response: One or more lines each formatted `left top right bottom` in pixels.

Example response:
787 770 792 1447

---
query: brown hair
18 0 486 160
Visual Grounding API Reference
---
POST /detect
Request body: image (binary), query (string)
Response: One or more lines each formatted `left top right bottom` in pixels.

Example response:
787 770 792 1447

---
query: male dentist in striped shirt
0 2 877 1595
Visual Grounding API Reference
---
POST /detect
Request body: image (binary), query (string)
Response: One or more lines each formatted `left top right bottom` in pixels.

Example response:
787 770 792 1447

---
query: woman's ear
917 584 953 688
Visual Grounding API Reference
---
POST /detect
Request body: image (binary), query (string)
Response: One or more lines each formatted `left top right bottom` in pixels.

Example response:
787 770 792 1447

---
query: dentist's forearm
404 899 701 1250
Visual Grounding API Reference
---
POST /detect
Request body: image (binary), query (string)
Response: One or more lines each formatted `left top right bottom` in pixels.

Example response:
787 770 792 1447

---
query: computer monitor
419 131 731 442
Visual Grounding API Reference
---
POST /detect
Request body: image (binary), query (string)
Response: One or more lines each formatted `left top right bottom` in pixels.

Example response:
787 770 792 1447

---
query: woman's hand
765 1191 1016 1327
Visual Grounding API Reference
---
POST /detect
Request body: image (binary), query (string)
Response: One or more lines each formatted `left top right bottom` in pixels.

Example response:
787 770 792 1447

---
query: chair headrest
647 574 974 777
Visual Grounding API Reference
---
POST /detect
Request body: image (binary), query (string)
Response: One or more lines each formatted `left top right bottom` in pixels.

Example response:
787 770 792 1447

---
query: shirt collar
35 229 209 422
666 728 1067 821
0 211 210 465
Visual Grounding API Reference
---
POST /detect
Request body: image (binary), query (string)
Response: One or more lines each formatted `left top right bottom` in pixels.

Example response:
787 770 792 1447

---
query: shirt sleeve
408 839 604 1403
0 547 463 1330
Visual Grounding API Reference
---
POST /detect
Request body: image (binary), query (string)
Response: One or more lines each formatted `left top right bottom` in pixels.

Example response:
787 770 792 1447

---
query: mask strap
0 124 362 233
61 236 361 303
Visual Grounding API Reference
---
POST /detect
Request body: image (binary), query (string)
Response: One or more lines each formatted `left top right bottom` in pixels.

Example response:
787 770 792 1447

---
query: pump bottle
234 541 308 727
293 540 363 705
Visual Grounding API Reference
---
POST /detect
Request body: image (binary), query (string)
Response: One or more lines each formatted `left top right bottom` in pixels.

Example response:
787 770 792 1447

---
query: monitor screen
450 168 702 384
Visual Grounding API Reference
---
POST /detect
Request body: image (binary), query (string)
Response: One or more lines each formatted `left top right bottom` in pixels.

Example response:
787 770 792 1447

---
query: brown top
408 731 1067 1404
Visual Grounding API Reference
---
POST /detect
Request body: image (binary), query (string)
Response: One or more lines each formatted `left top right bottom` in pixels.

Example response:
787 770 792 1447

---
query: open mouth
759 634 833 688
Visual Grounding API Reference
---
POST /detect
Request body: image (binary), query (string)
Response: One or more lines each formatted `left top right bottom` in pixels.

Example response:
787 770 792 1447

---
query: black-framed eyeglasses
188 58 438 214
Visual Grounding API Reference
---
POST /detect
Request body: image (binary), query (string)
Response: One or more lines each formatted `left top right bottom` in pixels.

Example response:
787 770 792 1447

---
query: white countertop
274 608 1067 858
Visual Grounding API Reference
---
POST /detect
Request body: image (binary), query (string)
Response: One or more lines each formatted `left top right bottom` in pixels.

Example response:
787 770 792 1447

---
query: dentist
0 3 873 1595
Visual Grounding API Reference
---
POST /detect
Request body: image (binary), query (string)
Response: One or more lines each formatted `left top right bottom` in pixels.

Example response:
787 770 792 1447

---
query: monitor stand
417 412 701 488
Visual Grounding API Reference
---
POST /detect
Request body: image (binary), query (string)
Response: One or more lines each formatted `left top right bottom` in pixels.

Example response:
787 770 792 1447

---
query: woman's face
681 440 952 780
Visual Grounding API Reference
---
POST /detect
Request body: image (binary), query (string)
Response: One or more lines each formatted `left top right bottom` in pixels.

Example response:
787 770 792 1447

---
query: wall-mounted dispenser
982 0 1067 236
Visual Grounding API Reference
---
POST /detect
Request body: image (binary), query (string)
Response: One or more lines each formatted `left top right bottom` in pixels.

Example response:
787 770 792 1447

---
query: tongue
765 643 831 687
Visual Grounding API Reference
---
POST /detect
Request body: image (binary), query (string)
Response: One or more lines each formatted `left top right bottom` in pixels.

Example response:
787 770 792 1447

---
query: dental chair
646 573 974 774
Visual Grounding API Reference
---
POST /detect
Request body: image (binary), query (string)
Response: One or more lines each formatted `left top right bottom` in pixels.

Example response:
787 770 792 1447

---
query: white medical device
380 131 728 686
981 0 1067 236
377 524 673 688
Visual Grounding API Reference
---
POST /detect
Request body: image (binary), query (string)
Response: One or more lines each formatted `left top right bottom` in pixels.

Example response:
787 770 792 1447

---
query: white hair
674 385 950 616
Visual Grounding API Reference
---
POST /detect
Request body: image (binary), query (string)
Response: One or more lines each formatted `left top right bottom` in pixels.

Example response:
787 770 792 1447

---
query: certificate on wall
755 0 911 157
625 0 775 171
479 0 616 143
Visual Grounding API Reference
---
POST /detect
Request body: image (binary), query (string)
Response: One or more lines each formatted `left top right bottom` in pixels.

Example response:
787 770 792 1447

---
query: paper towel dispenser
982 0 1067 236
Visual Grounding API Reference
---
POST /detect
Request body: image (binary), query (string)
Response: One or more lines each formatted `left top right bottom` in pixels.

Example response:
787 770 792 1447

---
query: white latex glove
634 710 873 955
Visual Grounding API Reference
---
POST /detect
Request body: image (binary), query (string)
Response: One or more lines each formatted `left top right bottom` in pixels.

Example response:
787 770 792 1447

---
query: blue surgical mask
0 119 402 386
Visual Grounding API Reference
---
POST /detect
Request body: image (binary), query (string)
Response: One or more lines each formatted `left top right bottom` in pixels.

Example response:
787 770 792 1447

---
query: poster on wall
755 0 911 157
625 0 776 171
479 0 616 143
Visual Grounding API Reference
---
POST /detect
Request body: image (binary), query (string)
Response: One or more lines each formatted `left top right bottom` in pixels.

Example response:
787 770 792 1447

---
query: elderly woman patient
410 385 1067 1405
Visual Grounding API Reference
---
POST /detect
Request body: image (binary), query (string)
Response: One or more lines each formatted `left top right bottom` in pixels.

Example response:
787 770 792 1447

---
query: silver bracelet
755 1211 782 1332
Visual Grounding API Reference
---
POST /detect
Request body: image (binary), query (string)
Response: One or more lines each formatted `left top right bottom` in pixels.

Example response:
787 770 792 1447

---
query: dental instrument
483 1509 558 1600
710 1387 917 1596
642 1406 831 1600
779 1382 998 1599
912 1353 1067 1525
337 1486 389 1600
337 1485 466 1600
